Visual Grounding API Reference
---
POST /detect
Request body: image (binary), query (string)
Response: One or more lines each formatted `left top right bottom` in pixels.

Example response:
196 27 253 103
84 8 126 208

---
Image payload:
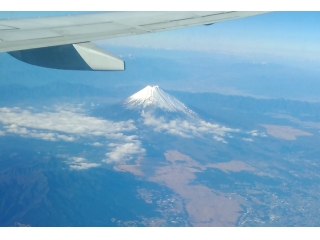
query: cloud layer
0 104 267 166
58 155 101 170
0 107 136 140
103 140 146 163
0 106 145 165
141 112 239 143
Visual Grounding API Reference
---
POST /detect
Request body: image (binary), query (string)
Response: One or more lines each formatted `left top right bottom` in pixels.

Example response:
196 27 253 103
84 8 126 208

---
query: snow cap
125 85 196 117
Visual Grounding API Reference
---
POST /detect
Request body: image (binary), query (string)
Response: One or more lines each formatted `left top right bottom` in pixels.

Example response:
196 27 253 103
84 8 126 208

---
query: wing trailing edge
8 42 124 71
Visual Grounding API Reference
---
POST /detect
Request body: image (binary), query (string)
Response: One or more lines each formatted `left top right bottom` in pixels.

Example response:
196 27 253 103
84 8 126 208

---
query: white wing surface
0 12 267 71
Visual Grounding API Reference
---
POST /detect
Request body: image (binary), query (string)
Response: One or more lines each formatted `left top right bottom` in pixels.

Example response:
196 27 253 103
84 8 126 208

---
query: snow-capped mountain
124 85 196 118
91 85 240 144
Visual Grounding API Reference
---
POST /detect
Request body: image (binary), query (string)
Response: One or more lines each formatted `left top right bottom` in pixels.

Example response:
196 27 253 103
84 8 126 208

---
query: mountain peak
124 85 196 117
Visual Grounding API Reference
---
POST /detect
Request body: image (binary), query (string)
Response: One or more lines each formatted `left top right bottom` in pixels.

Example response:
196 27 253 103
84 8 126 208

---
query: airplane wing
0 11 268 71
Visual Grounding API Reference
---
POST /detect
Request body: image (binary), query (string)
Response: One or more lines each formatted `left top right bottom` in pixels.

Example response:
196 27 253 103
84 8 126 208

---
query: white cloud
0 106 146 165
0 107 136 138
242 138 253 142
56 134 75 142
69 162 101 170
248 130 267 137
103 140 145 163
62 156 101 170
0 105 262 166
91 142 103 147
5 124 29 135
213 136 228 144
249 130 258 136
0 130 5 136
141 112 238 141
0 107 136 143
4 124 75 142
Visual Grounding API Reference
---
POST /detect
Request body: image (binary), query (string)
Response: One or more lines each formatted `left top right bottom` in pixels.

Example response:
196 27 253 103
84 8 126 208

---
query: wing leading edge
0 11 268 71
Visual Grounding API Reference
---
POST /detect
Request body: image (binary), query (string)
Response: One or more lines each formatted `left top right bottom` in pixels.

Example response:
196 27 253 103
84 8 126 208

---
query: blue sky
97 12 320 67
